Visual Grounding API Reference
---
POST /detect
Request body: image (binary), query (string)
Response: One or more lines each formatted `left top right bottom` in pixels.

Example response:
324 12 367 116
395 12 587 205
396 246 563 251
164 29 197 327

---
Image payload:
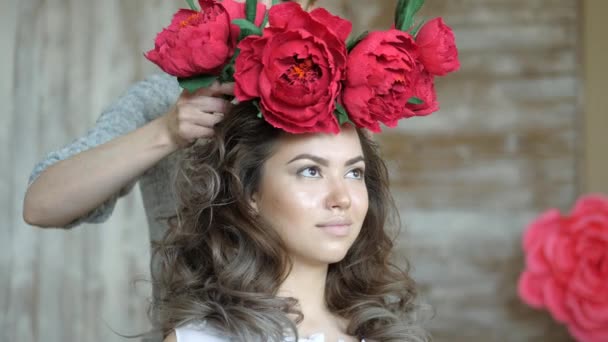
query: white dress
175 321 365 342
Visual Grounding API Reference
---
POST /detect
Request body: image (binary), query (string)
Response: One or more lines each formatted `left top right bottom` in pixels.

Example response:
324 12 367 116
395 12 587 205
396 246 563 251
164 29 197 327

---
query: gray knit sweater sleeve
28 73 180 228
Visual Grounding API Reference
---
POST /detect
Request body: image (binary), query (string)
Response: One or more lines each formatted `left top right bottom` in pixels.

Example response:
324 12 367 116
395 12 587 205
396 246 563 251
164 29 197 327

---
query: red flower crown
146 0 460 134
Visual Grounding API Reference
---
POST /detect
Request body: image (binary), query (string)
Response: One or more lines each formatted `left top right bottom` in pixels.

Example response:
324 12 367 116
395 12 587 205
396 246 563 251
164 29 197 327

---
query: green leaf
262 0 282 26
178 75 218 93
410 18 427 37
334 102 352 125
233 18 263 40
219 64 235 83
395 0 425 32
246 0 257 23
394 0 408 29
219 48 240 83
253 100 263 118
184 0 198 11
346 31 369 52
407 96 424 105
260 11 269 29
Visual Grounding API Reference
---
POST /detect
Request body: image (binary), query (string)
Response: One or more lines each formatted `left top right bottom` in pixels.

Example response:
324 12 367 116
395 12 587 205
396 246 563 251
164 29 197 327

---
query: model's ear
249 191 260 214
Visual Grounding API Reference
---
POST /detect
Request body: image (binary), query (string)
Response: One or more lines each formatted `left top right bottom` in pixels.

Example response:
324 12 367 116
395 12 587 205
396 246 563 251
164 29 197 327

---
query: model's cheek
351 187 369 219
290 188 323 210
263 184 320 224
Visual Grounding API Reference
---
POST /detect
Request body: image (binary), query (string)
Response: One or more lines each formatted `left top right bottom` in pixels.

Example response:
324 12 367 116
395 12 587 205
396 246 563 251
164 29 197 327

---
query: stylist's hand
165 81 234 148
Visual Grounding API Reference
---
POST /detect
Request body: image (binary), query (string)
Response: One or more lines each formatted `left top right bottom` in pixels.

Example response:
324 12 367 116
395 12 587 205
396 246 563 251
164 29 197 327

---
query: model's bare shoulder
164 331 177 342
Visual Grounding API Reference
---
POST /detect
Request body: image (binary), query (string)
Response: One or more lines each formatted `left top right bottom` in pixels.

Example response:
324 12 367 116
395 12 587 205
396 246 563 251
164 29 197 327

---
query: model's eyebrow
287 154 365 167
344 156 365 166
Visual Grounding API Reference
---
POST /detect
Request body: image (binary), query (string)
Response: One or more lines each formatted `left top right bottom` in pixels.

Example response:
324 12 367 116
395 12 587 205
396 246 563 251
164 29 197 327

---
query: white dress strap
174 321 365 342
175 322 227 342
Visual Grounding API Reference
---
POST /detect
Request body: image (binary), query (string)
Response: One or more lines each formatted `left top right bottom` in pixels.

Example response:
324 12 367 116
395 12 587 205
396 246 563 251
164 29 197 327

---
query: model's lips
316 218 353 228
316 218 353 237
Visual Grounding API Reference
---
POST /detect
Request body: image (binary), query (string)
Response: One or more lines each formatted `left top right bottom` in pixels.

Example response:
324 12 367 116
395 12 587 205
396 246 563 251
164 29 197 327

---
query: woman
143 0 458 339
153 102 427 342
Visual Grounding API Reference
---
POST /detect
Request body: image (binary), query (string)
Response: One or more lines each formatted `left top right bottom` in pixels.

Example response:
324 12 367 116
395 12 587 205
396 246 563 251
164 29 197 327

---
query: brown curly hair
150 102 428 342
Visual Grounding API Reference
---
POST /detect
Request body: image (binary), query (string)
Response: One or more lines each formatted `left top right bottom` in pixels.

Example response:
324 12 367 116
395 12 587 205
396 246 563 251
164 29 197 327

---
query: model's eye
346 168 365 180
298 166 322 178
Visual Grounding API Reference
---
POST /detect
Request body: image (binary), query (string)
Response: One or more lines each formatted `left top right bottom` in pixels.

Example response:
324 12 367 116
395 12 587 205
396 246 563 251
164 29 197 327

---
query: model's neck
278 260 351 339
278 260 329 317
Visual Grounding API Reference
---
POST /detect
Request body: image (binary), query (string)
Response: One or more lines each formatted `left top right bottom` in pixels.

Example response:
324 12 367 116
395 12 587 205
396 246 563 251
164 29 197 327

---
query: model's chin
312 242 355 264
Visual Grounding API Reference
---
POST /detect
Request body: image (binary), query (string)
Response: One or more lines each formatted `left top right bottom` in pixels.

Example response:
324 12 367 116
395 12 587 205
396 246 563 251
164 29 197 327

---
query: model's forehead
269 126 363 163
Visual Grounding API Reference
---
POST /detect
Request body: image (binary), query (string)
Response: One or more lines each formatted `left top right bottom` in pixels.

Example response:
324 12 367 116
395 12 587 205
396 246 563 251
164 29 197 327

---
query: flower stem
185 0 198 11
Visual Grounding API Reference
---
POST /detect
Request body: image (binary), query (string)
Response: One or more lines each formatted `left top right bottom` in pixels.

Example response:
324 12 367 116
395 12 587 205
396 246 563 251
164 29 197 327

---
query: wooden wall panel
319 1 580 341
582 0 608 194
2 1 181 341
2 1 581 341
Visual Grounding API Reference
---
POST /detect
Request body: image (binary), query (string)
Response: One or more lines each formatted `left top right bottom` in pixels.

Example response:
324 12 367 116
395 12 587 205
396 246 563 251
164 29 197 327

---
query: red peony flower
234 2 351 134
518 194 608 342
341 30 421 133
146 0 265 78
404 62 439 116
222 0 267 44
415 18 460 76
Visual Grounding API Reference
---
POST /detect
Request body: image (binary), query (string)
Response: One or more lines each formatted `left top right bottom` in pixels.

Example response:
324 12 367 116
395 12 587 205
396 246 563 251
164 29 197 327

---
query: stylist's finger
194 81 235 97
190 112 225 128
187 96 233 114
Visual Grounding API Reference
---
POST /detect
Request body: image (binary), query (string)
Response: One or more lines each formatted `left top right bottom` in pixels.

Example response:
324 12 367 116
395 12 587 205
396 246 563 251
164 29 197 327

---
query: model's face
251 125 369 266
